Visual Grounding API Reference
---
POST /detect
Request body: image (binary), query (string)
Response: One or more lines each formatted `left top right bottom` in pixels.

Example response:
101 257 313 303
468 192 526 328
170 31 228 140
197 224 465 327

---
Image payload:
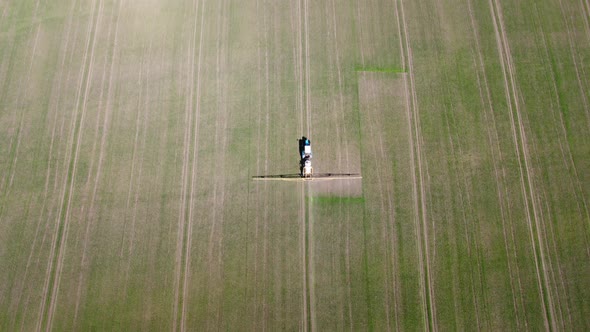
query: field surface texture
1 0 589 330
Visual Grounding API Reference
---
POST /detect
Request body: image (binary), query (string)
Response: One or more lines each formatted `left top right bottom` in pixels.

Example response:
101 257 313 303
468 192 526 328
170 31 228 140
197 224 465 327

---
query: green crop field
1 0 589 330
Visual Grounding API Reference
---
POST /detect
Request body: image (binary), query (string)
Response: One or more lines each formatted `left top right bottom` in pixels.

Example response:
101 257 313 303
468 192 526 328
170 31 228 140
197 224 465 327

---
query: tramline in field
252 136 362 181
301 136 313 178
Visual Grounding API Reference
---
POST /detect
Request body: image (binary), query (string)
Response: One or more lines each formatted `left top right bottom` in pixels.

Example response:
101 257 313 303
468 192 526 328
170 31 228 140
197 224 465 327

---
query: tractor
299 137 313 178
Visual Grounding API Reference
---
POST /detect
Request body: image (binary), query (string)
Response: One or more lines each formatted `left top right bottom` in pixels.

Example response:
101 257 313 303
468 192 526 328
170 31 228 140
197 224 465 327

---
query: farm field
0 0 589 330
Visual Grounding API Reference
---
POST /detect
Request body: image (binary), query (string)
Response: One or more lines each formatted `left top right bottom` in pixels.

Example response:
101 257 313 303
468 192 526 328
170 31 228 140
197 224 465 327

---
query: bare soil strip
488 0 557 328
398 0 437 329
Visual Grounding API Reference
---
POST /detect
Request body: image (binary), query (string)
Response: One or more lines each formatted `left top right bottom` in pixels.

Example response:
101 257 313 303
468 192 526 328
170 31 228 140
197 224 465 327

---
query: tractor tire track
304 0 312 140
12 21 70 332
301 1 317 329
535 3 585 325
536 3 588 323
360 74 398 330
172 2 194 330
488 0 557 329
28 1 89 330
397 0 436 329
261 2 271 329
441 98 483 330
0 0 42 217
34 0 82 324
556 0 590 223
557 0 590 132
252 0 272 327
44 1 105 329
252 0 270 330
205 0 230 328
581 0 590 42
355 2 365 66
296 0 305 142
121 42 152 297
171 5 193 328
4 0 51 326
325 0 342 168
540 189 573 328
0 24 15 96
173 0 206 330
252 0 264 327
494 0 557 324
324 0 346 327
8 38 38 193
299 180 308 332
128 43 153 262
71 23 111 329
72 0 123 326
294 0 310 330
327 0 355 326
264 1 273 328
466 0 525 327
120 53 148 260
36 0 103 330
